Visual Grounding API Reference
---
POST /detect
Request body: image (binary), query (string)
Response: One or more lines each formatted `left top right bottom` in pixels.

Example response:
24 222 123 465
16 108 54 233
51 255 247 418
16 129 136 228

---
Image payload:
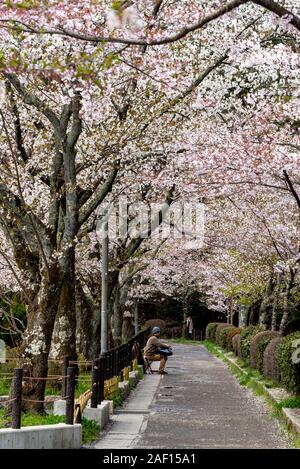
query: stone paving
93 343 291 449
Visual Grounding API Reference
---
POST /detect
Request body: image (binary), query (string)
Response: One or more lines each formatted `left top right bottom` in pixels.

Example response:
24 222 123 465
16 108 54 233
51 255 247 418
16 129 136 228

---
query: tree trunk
227 297 234 324
50 250 77 361
271 271 282 331
259 273 274 327
122 314 135 343
20 272 62 413
279 270 295 335
182 300 188 337
112 284 123 346
75 280 95 359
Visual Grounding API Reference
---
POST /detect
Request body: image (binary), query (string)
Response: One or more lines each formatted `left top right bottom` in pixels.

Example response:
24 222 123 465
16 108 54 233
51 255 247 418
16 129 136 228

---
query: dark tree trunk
50 250 77 362
279 270 295 335
271 271 282 331
112 284 123 347
20 271 62 413
122 315 135 343
259 273 274 328
182 301 188 337
75 279 95 359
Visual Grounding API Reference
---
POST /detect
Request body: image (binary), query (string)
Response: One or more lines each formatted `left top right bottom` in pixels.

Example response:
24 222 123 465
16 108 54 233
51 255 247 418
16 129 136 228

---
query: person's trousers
145 354 167 372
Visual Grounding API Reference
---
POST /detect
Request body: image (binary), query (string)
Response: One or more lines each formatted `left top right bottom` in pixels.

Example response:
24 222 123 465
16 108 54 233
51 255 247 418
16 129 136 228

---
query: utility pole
101 220 108 354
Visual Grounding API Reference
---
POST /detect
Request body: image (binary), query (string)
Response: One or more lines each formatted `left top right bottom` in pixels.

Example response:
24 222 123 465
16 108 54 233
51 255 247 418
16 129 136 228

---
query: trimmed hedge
240 325 264 365
144 319 167 335
216 324 232 346
250 331 279 373
277 331 300 394
226 327 242 352
219 325 236 349
205 322 222 341
263 337 284 383
232 334 241 357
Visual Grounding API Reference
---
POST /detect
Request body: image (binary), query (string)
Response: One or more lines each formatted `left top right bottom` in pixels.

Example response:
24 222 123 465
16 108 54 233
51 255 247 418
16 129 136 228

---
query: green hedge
216 324 232 346
277 331 300 394
263 337 283 383
219 326 237 350
226 327 242 352
240 325 264 365
232 334 241 357
205 322 222 341
250 331 279 373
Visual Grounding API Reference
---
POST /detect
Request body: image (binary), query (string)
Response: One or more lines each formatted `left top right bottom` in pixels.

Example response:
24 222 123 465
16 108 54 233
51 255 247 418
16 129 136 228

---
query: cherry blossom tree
0 0 299 411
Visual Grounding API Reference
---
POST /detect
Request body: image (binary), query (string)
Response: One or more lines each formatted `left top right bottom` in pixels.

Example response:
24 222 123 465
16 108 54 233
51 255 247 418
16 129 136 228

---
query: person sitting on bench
144 326 172 375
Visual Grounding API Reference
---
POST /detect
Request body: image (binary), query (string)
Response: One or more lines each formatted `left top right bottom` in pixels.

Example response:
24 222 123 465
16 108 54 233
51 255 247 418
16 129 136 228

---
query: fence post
91 358 99 409
66 367 76 425
62 355 69 398
119 346 124 381
98 354 105 404
12 368 23 429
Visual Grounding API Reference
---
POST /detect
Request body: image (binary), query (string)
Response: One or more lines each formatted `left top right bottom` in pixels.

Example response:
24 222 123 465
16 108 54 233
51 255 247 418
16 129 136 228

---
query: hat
152 326 160 334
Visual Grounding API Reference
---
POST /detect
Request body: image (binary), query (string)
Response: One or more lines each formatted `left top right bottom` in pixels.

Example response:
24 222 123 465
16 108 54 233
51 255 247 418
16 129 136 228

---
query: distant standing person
186 316 193 339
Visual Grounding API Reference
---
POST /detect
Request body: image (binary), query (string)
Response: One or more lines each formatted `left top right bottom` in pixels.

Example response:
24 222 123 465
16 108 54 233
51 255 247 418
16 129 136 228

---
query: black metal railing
89 327 151 411
2 327 151 428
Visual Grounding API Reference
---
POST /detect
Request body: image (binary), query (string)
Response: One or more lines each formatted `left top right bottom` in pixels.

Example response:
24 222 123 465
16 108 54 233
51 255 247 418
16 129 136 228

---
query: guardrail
0 327 151 428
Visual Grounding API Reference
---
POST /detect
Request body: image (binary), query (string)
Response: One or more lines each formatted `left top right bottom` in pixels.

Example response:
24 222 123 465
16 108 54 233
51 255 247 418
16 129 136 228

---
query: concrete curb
206 344 300 436
282 408 300 434
0 423 82 449
83 401 111 430
118 380 130 399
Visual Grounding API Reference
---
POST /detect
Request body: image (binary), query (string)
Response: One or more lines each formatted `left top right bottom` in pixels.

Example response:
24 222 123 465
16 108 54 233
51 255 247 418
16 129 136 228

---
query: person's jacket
144 335 169 356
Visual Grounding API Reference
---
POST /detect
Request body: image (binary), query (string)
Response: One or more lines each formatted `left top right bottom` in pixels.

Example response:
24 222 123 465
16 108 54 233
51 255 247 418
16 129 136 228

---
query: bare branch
78 165 119 227
1 0 299 46
283 169 300 210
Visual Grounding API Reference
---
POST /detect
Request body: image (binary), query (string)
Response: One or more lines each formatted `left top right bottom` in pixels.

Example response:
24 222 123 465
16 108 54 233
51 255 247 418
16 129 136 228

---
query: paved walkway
93 344 291 449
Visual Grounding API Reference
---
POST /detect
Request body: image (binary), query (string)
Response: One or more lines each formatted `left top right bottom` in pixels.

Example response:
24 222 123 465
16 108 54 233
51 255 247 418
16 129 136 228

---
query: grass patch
108 389 123 408
202 339 223 358
0 408 65 429
81 417 100 444
75 374 91 398
275 397 300 410
128 377 135 391
137 366 144 381
0 380 10 395
0 408 7 428
22 413 65 427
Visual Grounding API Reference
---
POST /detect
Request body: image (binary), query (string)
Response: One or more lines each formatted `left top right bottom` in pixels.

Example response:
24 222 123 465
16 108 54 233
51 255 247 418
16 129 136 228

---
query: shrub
219 325 236 350
144 319 167 335
263 337 284 383
164 319 181 338
226 327 242 352
240 325 264 365
215 324 232 346
250 331 279 373
165 319 180 328
164 326 182 338
205 322 222 341
277 331 300 394
232 334 241 357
